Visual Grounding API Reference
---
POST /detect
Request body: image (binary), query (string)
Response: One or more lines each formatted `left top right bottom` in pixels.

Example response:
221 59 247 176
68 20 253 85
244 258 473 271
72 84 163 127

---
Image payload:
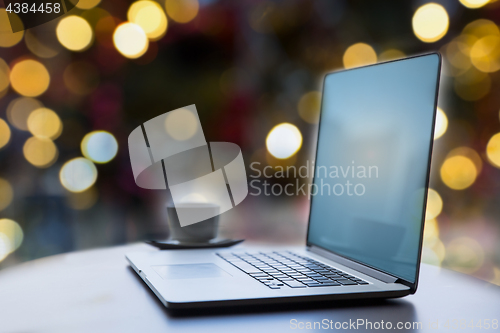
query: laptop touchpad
152 264 231 280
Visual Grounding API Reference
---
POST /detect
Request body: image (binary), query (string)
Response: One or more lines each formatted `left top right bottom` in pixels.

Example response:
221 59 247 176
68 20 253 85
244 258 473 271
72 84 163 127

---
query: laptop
126 53 442 309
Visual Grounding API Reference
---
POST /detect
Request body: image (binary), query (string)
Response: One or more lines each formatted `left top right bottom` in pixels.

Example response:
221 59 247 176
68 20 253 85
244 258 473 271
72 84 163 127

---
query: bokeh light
445 237 484 274
63 61 100 95
0 118 11 149
343 43 377 69
23 137 58 168
378 49 405 61
434 107 448 139
164 108 198 140
165 0 199 24
486 132 500 168
113 22 149 59
128 1 168 41
459 0 490 9
60 157 98 193
470 35 500 73
412 3 449 43
422 218 445 266
447 147 483 175
0 178 13 211
425 188 443 220
6 97 43 131
27 108 63 140
10 60 50 97
0 233 10 262
423 218 440 247
440 155 477 190
72 0 101 10
0 58 10 92
56 16 93 52
0 218 23 257
0 9 24 47
266 123 303 159
298 91 321 124
66 187 99 210
81 131 118 163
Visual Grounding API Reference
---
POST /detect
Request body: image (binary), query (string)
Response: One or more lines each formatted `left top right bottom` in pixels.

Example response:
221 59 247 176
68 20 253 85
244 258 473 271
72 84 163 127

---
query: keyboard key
232 262 262 274
336 279 357 285
357 281 369 285
283 280 306 288
268 286 280 289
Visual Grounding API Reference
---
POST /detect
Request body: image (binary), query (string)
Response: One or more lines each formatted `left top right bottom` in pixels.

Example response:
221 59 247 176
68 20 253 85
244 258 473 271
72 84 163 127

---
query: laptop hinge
307 245 399 283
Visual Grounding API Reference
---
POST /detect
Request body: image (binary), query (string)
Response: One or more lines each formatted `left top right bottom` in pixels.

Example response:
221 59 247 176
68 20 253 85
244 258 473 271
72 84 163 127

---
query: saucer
145 238 244 250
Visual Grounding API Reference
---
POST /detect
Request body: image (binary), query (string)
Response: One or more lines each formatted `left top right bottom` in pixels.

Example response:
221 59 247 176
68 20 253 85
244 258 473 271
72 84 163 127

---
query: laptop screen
307 54 441 283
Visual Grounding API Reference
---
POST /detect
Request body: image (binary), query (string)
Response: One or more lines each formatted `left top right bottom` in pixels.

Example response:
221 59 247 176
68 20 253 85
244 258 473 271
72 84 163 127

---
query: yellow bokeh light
447 147 483 175
165 108 198 141
298 91 321 124
434 107 448 139
445 35 474 75
81 131 118 163
10 60 50 97
165 0 199 23
71 0 101 10
0 218 23 259
27 108 63 140
440 155 477 190
23 137 58 168
128 1 168 41
470 35 500 73
0 233 10 262
486 132 500 168
378 49 406 61
343 43 377 69
113 22 149 59
0 118 11 150
423 218 440 247
412 3 449 43
459 0 490 8
56 16 93 52
66 186 99 210
0 58 10 92
445 237 484 274
266 123 303 159
0 9 24 48
60 157 98 193
0 178 13 211
463 19 499 40
6 97 43 131
425 188 443 220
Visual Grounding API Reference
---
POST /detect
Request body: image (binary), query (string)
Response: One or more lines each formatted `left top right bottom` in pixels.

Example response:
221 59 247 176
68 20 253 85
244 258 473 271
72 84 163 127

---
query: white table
1 243 499 332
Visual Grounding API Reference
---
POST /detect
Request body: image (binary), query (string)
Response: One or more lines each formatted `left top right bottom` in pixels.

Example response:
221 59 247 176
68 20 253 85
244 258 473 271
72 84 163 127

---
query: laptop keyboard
217 251 369 289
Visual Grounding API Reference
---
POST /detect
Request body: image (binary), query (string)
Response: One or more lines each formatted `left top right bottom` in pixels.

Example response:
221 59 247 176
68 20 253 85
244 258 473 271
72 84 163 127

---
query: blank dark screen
307 54 441 283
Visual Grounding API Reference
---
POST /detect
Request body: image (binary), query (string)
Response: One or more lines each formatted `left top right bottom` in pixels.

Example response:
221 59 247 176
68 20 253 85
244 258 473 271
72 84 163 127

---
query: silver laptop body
127 53 442 309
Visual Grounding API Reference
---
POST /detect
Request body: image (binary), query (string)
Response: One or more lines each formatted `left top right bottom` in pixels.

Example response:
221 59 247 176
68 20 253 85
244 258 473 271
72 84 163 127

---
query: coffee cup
166 203 219 243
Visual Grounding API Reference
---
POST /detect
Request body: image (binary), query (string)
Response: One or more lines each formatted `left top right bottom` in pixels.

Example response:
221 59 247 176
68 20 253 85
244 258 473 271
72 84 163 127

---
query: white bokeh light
60 157 98 193
266 123 303 159
434 107 448 140
81 131 118 163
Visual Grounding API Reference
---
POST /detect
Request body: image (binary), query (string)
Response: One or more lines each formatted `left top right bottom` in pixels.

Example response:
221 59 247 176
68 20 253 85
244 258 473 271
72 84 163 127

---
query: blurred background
0 0 500 286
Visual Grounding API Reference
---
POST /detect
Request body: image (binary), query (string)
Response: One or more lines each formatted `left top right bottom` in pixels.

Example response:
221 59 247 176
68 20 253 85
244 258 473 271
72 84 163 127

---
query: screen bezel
305 52 442 293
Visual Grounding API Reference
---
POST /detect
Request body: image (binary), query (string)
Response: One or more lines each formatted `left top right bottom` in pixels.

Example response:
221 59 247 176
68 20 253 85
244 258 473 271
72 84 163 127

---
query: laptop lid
306 53 441 292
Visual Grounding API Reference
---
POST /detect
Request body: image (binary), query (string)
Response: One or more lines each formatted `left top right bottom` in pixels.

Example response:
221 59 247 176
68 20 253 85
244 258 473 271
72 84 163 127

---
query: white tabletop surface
0 243 499 333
